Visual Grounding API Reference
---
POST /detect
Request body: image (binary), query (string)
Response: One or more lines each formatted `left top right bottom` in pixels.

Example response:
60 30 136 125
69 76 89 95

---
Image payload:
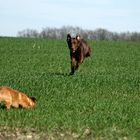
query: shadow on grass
0 104 6 109
47 72 73 77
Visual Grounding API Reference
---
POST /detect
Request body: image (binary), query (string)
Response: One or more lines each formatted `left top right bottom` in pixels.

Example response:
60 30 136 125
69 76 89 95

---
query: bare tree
17 26 140 41
18 29 39 38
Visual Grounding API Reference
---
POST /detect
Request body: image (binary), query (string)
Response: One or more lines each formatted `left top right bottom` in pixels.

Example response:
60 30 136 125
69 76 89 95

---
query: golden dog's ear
30 96 37 103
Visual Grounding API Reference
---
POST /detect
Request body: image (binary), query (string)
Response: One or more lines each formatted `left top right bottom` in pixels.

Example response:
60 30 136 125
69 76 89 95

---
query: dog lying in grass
0 86 36 109
67 33 91 75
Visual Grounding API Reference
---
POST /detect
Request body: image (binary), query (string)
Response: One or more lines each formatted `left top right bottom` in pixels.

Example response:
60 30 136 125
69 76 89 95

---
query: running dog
67 33 91 75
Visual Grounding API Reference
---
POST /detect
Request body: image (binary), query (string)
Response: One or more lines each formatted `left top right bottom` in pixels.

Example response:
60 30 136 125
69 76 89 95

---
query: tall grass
0 37 140 139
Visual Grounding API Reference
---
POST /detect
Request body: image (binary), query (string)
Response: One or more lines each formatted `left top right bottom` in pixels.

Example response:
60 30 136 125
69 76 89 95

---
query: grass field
0 37 140 139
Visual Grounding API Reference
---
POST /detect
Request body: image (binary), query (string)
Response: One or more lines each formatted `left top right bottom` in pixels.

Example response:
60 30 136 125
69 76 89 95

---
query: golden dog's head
29 96 37 107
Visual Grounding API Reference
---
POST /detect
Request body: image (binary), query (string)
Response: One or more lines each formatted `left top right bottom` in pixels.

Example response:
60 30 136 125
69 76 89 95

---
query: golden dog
0 86 36 109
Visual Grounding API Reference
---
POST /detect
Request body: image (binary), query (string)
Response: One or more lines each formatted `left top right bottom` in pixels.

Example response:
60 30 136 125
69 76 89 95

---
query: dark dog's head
67 33 81 53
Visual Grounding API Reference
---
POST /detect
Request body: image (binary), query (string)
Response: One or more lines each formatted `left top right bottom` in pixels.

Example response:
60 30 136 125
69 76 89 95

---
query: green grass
0 37 140 139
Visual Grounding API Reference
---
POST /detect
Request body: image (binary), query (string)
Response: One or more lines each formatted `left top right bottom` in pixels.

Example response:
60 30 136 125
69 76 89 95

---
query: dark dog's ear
30 96 37 103
67 34 71 42
76 33 81 41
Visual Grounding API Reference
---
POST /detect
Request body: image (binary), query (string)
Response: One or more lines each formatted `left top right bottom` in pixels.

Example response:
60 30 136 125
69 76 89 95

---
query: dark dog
67 33 91 75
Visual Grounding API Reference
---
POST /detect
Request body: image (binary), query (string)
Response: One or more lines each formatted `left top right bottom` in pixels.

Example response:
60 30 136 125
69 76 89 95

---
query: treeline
17 26 140 41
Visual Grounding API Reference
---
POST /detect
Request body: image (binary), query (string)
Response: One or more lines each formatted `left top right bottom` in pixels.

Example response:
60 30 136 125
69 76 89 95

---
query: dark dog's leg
70 66 75 75
70 58 77 75
75 52 84 70
76 61 82 70
75 60 84 71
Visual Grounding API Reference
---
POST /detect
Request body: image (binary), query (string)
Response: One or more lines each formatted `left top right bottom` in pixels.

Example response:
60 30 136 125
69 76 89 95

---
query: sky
0 0 140 36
